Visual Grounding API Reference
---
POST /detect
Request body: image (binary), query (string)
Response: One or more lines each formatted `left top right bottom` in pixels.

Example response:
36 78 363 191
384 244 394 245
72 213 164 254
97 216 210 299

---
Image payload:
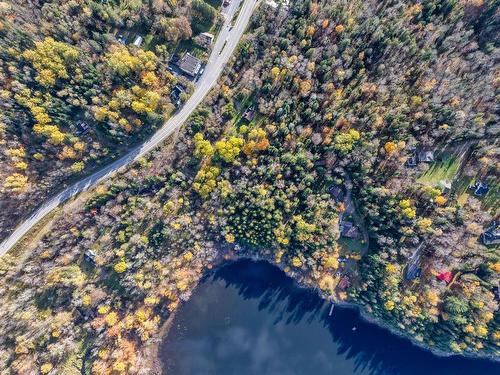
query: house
469 181 489 197
133 35 143 47
117 34 127 45
436 271 452 283
405 154 418 167
84 250 97 264
170 85 184 107
197 32 215 49
243 106 256 122
405 263 421 280
328 185 345 202
178 52 202 77
76 121 89 133
417 149 434 163
340 221 360 239
438 180 452 193
481 221 500 246
338 276 350 290
405 147 434 166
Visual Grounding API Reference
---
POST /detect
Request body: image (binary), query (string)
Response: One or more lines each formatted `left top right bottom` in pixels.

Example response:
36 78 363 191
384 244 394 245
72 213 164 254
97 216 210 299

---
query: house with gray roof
178 52 202 77
481 221 500 246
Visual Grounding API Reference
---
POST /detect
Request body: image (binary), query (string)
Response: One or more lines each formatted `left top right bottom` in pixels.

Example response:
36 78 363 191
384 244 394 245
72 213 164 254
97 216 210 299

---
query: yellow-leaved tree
23 37 79 86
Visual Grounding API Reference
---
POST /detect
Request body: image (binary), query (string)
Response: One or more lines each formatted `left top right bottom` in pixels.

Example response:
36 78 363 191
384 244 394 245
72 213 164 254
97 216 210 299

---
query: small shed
117 34 127 44
438 180 452 193
436 271 452 283
178 52 202 77
133 36 143 47
77 121 89 133
265 0 278 9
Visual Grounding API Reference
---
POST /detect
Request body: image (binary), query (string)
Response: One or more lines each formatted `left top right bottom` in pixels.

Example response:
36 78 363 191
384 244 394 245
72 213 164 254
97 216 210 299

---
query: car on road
223 0 232 7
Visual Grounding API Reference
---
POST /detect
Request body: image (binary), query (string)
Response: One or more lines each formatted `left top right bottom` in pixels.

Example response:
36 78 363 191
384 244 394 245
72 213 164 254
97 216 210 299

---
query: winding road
0 0 258 256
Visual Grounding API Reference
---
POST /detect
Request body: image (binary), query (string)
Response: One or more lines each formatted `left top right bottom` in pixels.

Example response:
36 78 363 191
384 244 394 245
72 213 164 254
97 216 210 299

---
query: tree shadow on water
212 259 500 375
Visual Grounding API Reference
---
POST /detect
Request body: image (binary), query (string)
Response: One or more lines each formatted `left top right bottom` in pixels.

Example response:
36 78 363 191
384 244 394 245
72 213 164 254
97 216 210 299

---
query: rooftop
470 181 489 196
340 221 360 239
417 150 434 163
133 36 143 47
481 221 500 245
178 53 202 77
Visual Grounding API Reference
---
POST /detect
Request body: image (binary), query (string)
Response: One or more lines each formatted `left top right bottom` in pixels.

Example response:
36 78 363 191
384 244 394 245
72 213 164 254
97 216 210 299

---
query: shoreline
148 255 499 372
235 254 500 363
140 310 178 375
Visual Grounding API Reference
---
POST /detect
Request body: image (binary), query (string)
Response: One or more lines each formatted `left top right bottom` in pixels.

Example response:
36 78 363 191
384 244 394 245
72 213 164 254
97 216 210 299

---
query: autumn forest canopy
0 0 499 374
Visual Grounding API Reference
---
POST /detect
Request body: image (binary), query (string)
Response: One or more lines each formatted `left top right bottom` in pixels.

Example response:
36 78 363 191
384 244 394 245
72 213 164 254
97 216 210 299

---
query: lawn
417 153 462 186
454 175 472 207
173 39 207 59
452 173 498 214
481 177 499 212
338 237 366 254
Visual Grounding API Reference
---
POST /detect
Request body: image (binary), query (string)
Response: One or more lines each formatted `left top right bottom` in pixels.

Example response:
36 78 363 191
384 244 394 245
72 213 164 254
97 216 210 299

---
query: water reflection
161 259 499 375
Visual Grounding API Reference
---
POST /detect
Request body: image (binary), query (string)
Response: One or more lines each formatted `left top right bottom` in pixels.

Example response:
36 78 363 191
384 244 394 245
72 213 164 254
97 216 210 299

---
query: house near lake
243 106 256 122
340 221 360 239
481 221 500 246
417 149 435 163
329 185 345 202
470 180 489 197
406 148 435 167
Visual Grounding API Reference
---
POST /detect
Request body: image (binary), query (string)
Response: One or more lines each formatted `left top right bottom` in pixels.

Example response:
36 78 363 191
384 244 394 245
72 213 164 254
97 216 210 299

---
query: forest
0 0 498 374
0 0 218 239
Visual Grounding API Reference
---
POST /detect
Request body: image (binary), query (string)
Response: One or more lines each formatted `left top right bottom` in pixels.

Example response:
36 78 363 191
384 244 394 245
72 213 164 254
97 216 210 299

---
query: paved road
0 0 258 256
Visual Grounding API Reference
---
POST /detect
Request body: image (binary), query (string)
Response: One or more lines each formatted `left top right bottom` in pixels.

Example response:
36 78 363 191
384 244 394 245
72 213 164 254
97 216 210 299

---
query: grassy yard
454 175 472 207
338 237 366 254
449 170 498 214
417 153 462 186
481 176 499 212
173 39 207 59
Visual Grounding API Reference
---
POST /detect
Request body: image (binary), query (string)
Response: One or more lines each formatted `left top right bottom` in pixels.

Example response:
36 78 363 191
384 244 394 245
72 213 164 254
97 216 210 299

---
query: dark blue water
161 259 499 375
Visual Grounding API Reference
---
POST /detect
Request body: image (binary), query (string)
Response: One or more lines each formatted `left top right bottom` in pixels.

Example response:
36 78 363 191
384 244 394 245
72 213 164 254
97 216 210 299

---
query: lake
160 259 499 375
